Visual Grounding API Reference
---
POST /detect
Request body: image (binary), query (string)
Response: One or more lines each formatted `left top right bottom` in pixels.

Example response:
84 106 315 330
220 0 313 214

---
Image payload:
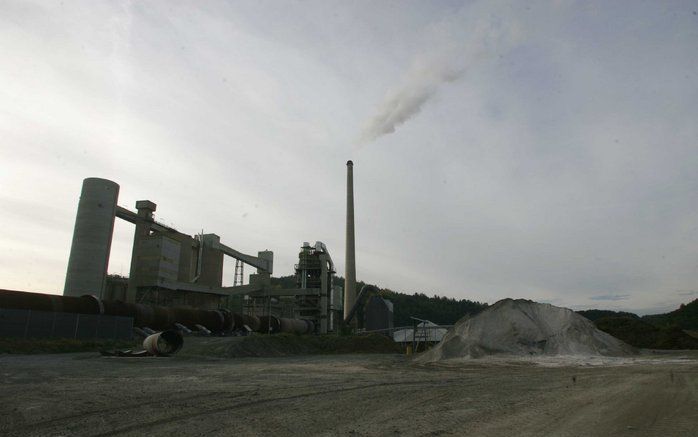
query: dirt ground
1 348 697 437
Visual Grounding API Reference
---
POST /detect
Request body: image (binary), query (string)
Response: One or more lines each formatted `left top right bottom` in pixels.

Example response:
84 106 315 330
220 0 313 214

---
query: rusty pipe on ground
142 330 183 356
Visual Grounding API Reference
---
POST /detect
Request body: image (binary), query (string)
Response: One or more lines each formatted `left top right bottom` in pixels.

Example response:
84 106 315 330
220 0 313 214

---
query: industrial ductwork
0 289 315 335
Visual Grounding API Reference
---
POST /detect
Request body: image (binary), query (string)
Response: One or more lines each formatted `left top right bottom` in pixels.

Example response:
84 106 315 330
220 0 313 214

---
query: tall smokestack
344 160 356 322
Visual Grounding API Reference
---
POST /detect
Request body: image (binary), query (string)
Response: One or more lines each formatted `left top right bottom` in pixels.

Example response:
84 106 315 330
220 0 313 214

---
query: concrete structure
344 160 356 322
63 177 342 334
64 178 119 298
105 275 128 301
243 241 343 334
364 295 393 332
125 200 157 302
64 177 273 309
294 242 342 332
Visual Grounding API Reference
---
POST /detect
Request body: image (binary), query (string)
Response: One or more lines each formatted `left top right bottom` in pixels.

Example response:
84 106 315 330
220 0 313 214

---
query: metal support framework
343 284 379 325
411 316 431 353
234 260 244 286
209 239 273 274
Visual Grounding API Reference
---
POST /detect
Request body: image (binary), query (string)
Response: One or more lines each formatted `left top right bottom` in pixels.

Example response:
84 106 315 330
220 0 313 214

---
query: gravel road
1 351 696 436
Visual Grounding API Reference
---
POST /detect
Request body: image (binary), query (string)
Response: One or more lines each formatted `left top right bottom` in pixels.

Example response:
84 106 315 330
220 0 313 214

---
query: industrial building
62 177 344 334
243 241 344 333
0 161 393 339
364 295 394 332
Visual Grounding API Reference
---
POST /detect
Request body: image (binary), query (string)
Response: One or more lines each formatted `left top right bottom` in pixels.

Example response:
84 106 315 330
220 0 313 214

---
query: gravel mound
418 299 636 362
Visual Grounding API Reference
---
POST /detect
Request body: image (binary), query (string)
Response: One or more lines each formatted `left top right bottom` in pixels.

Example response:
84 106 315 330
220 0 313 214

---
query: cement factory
0 161 394 341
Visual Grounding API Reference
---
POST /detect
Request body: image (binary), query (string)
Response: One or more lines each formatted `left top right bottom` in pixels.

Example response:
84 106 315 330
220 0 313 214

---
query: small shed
393 320 447 344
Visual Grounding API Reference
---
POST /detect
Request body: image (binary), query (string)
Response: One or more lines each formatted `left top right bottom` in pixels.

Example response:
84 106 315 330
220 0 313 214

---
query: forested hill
576 299 698 331
378 290 487 327
268 275 487 327
642 298 698 330
576 309 639 322
576 300 698 350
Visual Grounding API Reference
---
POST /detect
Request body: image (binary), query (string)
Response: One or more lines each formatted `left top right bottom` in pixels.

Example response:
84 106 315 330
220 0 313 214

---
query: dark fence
0 308 133 340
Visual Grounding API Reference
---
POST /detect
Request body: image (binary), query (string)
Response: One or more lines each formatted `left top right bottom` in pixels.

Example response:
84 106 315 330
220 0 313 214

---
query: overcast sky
1 1 697 315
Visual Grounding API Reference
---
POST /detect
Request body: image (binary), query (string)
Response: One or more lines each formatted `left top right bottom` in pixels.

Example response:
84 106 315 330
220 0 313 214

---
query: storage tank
63 178 119 298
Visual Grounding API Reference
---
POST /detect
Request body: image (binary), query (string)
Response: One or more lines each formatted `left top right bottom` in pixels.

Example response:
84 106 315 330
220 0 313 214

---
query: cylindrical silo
343 160 356 322
63 178 119 299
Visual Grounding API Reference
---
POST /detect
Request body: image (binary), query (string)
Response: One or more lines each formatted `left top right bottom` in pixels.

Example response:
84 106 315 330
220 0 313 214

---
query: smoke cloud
359 61 464 143
359 7 521 144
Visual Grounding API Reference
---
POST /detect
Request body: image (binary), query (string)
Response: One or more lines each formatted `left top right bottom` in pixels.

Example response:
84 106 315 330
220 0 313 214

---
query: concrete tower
343 160 356 321
125 200 156 303
64 178 119 298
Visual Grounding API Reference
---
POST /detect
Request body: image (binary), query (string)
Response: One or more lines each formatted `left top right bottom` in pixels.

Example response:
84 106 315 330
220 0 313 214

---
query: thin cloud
590 294 631 302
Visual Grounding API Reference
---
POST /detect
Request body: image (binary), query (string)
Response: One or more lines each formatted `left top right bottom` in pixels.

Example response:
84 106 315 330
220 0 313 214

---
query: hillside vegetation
642 299 698 330
577 299 698 350
576 309 639 321
377 289 486 327
594 316 698 350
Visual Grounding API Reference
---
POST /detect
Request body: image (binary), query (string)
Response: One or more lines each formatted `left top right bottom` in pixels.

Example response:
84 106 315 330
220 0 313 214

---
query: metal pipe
142 330 183 356
192 232 203 282
344 284 379 325
173 323 192 334
194 324 211 335
258 315 281 334
0 289 102 314
232 312 260 331
1 289 315 335
278 317 314 335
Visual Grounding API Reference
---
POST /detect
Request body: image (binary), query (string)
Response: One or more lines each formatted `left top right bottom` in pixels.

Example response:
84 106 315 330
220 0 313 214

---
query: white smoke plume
359 7 522 144
359 60 465 143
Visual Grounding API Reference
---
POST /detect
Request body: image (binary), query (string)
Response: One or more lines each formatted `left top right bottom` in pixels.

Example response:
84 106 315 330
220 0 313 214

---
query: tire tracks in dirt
92 380 454 437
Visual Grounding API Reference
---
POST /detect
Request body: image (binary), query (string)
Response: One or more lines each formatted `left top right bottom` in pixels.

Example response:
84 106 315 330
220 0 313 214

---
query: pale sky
1 1 697 315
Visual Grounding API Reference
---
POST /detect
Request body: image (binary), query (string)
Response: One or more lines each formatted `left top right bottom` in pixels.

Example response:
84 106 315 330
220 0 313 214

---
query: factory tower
344 160 356 321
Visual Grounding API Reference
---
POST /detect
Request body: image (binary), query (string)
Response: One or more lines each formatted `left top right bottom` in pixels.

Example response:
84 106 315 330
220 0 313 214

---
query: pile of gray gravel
418 298 636 362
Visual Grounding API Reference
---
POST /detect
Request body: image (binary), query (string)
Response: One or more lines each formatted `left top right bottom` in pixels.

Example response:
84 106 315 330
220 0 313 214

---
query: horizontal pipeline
0 289 315 335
